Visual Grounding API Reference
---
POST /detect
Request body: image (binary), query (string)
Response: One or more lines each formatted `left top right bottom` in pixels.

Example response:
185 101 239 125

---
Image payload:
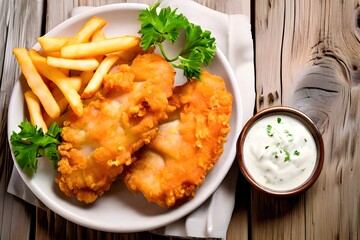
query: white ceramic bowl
7 3 242 232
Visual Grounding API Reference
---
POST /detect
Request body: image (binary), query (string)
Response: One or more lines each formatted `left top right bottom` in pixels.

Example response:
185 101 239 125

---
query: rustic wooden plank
36 208 51 239
0 0 44 239
227 174 250 240
254 0 284 109
294 1 360 238
194 0 250 16
254 0 360 239
0 0 7 81
252 2 305 238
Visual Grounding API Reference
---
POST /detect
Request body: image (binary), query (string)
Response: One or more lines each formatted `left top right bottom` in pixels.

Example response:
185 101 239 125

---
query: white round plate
7 3 242 233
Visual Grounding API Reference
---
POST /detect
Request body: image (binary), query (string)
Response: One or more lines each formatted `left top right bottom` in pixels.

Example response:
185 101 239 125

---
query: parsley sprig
138 3 216 80
10 120 62 174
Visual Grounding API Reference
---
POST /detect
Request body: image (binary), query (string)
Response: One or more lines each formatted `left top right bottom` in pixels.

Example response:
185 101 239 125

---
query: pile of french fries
13 16 141 132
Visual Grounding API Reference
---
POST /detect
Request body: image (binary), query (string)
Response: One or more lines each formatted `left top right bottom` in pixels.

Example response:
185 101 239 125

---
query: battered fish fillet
124 71 232 207
56 53 175 203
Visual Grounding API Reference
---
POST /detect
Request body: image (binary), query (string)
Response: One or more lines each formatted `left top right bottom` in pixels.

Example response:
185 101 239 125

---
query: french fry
67 77 82 90
91 30 106 42
51 77 82 114
29 49 83 117
24 90 48 132
47 56 99 71
79 70 94 94
13 48 60 119
16 17 144 126
59 68 70 77
61 36 141 59
82 54 120 99
38 37 70 52
67 16 107 45
44 51 62 58
38 17 107 53
43 77 82 126
91 30 107 62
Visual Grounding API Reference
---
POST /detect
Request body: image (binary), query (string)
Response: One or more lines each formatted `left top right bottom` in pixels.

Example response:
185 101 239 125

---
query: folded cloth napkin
7 0 255 239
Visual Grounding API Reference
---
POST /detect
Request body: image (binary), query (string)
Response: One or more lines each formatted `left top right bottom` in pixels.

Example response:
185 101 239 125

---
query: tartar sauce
243 114 317 191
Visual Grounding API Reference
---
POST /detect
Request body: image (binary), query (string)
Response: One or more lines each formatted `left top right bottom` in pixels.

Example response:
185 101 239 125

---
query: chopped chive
284 149 290 162
287 133 294 142
277 117 282 124
283 129 294 142
265 146 269 149
266 125 273 137
294 150 300 156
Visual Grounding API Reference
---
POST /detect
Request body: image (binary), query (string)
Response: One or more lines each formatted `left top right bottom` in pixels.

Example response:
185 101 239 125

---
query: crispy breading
56 53 175 203
124 71 232 207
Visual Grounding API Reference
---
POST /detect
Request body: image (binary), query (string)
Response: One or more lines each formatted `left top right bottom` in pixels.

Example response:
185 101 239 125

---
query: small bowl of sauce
237 106 324 196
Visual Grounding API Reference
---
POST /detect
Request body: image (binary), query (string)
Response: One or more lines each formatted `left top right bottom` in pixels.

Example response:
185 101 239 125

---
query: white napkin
7 0 255 239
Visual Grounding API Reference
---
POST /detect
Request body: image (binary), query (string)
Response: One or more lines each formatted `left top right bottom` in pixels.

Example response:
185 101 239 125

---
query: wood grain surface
254 0 360 239
0 0 43 238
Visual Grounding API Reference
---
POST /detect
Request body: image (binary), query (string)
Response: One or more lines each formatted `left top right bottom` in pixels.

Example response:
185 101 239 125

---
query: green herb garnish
284 129 294 142
284 149 291 162
10 120 62 174
287 133 294 142
277 117 282 123
294 150 300 156
138 3 216 80
266 125 274 137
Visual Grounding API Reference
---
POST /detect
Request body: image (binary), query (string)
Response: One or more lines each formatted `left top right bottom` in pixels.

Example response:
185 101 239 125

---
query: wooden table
1 0 359 239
